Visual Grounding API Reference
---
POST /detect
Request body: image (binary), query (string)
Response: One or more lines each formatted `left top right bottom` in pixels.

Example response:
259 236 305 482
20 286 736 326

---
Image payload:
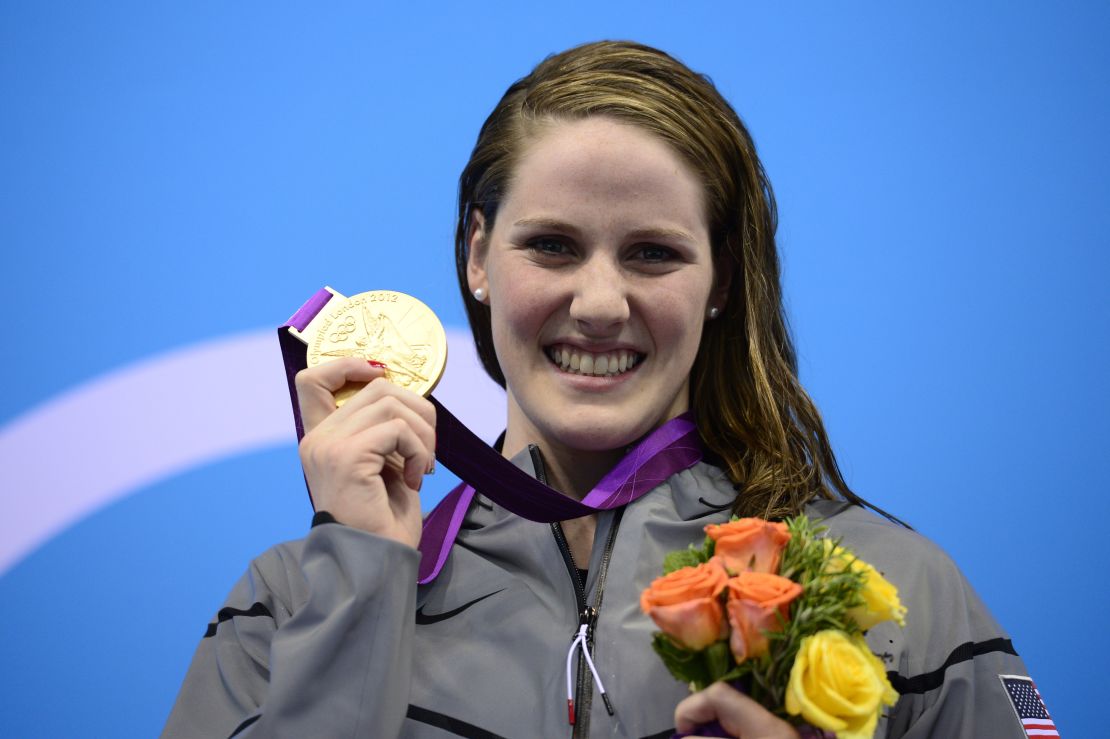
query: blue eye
528 237 571 256
637 245 675 262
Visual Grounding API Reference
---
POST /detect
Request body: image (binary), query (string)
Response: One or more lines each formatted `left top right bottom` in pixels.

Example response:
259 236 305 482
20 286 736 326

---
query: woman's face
468 117 727 456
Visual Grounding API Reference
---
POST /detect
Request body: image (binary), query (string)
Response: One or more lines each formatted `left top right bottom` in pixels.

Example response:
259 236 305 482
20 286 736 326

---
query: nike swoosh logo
416 589 505 625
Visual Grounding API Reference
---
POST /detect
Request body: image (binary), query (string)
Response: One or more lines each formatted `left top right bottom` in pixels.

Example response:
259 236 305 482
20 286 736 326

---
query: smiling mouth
545 344 644 377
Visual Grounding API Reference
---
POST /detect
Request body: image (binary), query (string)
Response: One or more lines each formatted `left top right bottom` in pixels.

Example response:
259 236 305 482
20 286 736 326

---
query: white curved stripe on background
0 329 504 576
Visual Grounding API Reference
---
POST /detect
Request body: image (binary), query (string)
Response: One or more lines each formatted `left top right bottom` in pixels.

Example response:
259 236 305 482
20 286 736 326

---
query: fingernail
368 360 387 368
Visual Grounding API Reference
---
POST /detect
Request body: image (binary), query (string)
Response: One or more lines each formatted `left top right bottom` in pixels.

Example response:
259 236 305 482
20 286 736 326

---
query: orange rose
640 557 730 650
725 571 804 662
705 518 791 574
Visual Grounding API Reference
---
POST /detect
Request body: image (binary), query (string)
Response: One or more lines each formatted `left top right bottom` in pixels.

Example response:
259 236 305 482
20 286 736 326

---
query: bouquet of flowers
640 516 906 739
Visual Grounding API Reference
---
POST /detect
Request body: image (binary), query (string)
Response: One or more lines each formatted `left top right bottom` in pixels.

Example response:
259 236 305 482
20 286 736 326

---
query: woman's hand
295 358 436 549
675 682 801 739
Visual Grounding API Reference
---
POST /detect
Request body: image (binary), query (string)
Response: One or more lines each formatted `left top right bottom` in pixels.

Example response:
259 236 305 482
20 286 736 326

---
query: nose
568 256 631 333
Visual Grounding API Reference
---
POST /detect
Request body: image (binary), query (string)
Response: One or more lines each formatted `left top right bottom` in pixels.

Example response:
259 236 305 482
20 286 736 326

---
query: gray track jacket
165 454 1039 738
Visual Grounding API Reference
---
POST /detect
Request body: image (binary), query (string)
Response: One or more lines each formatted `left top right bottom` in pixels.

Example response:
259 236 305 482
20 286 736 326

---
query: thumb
675 682 800 738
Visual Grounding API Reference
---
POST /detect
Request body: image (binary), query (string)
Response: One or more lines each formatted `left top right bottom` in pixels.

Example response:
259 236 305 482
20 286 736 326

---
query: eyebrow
511 217 698 244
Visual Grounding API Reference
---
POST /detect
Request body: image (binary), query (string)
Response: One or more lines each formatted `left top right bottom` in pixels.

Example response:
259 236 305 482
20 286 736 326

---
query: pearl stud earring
707 306 720 319
473 287 487 302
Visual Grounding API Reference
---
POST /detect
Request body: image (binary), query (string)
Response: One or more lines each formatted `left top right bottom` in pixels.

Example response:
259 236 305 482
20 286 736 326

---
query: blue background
2 2 1107 736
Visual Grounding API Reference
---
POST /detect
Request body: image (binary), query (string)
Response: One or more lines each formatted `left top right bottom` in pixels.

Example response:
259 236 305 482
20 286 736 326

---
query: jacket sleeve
162 522 419 738
884 545 1046 739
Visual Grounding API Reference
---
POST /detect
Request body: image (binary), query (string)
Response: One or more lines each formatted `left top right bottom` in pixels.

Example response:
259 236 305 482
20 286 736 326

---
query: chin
543 412 658 455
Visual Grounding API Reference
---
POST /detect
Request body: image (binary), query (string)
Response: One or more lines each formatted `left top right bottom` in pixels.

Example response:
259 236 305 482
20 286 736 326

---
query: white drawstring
565 623 614 724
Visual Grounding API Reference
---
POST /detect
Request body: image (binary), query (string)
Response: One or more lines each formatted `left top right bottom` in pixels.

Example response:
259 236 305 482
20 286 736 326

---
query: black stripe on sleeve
406 705 506 739
203 602 275 638
888 637 1018 695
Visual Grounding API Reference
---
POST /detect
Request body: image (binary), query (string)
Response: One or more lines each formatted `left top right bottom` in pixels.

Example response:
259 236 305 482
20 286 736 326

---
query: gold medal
288 287 447 405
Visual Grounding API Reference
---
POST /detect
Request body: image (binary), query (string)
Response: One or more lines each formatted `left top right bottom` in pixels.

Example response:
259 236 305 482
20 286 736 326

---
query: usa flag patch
1000 675 1058 737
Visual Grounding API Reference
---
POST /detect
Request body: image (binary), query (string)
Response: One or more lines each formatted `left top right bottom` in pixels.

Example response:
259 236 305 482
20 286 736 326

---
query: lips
546 343 643 377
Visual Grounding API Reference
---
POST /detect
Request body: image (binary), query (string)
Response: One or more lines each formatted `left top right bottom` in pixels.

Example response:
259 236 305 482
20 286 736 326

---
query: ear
466 209 490 303
709 252 734 316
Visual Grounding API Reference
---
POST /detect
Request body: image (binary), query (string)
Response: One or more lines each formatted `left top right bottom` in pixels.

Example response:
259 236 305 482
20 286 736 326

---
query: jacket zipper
530 446 623 738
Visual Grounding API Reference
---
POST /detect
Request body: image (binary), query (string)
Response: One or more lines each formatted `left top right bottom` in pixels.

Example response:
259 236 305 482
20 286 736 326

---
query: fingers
296 358 388 432
336 373 436 431
333 383 436 469
296 364 437 547
674 686 727 733
351 417 431 491
298 410 430 546
302 383 436 487
674 682 800 739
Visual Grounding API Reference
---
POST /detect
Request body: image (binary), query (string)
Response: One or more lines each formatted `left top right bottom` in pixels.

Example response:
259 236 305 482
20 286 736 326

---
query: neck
501 432 622 500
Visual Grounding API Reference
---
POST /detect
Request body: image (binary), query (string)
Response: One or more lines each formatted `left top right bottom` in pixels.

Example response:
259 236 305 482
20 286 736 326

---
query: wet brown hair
455 40 893 521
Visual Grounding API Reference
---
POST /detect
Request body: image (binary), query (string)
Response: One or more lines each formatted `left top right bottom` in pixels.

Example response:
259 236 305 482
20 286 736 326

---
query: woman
165 42 1038 738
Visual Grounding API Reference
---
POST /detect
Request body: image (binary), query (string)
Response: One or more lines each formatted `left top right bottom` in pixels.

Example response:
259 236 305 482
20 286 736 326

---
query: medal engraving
294 289 447 405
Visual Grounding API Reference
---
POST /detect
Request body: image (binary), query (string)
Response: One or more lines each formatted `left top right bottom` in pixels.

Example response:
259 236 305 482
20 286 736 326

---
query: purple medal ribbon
279 288 704 584
421 403 700 583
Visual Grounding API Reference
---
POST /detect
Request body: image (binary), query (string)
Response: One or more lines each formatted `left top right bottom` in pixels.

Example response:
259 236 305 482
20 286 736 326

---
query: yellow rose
825 541 907 630
785 631 898 739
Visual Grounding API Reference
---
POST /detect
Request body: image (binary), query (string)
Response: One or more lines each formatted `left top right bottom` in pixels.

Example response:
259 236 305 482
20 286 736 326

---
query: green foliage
703 641 732 681
651 633 715 688
743 515 868 710
662 547 704 574
651 635 741 691
661 534 713 575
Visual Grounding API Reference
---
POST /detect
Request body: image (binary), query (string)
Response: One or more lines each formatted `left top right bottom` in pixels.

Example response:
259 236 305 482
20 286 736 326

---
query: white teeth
548 345 642 377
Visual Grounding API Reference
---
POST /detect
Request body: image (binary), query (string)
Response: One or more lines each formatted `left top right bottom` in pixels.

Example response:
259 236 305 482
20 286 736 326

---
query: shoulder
806 500 958 580
808 501 1036 738
805 499 998 643
248 535 308 590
